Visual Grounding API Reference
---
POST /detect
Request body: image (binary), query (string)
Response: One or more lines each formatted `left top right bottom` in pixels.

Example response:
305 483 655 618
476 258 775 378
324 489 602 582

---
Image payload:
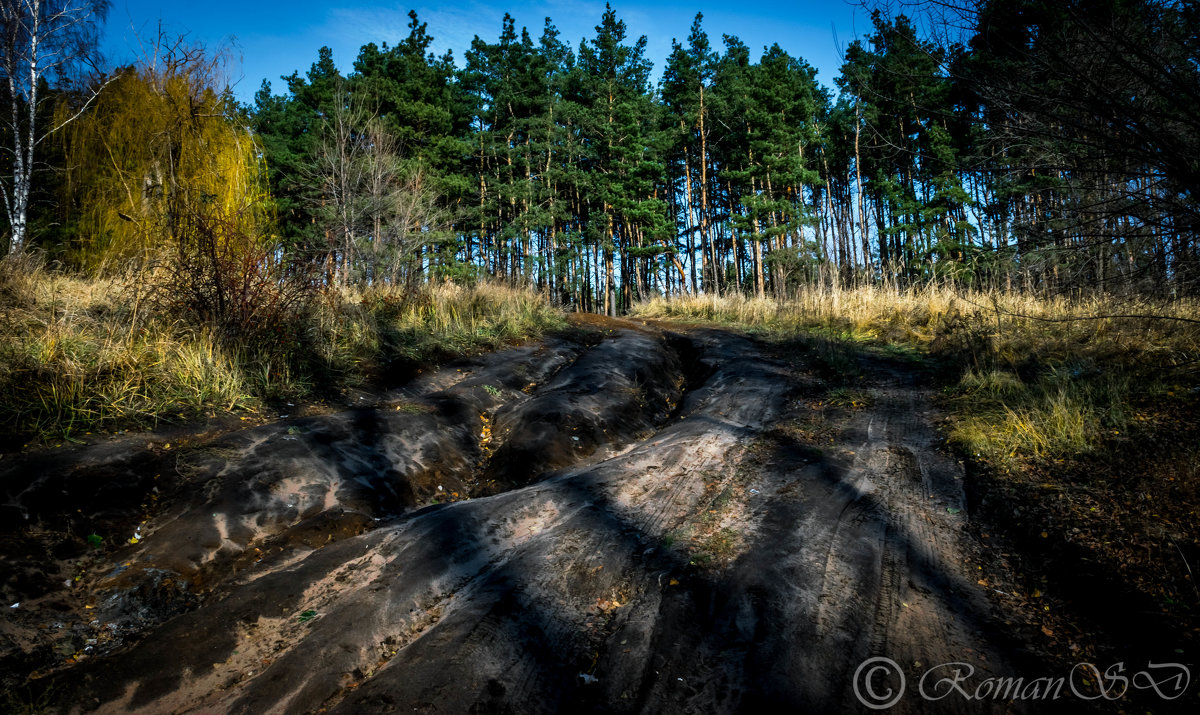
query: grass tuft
0 254 564 446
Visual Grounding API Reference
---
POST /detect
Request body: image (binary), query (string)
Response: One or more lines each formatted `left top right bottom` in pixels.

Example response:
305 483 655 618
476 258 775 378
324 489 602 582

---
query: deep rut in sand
1 319 1045 712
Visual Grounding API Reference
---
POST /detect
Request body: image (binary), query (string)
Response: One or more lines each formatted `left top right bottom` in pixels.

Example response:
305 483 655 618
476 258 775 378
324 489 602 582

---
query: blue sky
102 1 868 104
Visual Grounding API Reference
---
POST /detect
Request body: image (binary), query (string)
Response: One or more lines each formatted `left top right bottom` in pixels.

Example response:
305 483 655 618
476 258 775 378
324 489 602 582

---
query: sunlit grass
310 280 566 378
0 254 564 444
0 255 252 440
634 284 1200 468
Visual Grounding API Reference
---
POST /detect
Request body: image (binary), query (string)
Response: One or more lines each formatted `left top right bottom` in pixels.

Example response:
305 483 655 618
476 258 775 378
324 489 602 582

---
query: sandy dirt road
1 319 1053 712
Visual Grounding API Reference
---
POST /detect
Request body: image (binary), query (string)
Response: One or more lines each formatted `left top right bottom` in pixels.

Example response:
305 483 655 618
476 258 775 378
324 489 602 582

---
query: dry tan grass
0 255 564 443
307 280 566 382
0 254 253 441
635 285 1200 467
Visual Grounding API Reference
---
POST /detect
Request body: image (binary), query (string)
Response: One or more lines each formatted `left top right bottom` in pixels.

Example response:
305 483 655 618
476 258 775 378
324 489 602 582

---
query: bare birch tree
0 0 109 254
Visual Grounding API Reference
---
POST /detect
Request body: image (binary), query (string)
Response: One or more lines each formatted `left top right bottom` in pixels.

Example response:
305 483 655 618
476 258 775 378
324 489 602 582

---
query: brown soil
0 320 1194 713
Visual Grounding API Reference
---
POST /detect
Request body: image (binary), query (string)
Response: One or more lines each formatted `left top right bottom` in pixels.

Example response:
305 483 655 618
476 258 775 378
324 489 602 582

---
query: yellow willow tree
55 41 313 343
55 42 270 269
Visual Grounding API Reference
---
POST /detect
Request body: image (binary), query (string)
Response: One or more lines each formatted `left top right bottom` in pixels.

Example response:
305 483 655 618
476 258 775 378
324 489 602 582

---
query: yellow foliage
56 55 269 268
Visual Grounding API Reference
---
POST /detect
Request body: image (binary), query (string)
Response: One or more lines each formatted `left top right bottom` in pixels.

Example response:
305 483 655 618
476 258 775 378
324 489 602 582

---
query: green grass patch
825 387 875 409
690 527 739 567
